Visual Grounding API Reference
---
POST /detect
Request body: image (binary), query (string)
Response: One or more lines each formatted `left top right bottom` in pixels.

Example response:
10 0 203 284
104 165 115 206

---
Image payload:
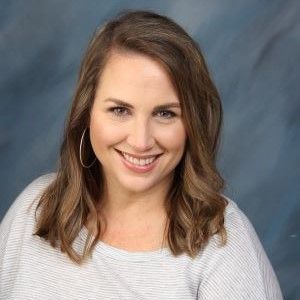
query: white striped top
0 173 283 299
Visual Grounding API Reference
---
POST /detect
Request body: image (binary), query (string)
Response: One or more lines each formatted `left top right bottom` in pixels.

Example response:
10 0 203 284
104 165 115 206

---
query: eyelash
108 106 177 119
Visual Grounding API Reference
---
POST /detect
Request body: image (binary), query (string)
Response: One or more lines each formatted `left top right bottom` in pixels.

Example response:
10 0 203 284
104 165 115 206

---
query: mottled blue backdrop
0 1 299 298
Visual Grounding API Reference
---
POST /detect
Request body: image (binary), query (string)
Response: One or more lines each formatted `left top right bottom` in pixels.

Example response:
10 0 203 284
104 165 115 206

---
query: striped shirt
0 173 283 299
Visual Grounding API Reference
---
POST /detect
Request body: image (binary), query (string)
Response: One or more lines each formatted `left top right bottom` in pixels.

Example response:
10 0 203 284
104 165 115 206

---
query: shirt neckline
78 225 172 262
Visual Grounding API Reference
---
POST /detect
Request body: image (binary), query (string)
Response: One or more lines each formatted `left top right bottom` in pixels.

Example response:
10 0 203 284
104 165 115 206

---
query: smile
122 153 156 166
116 150 160 165
115 149 162 172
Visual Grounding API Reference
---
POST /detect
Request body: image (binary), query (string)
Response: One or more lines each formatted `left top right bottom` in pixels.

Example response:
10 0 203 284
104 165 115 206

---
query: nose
127 117 155 152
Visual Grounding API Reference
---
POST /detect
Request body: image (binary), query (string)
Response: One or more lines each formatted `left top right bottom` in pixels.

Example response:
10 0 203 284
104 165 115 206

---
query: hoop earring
79 128 97 168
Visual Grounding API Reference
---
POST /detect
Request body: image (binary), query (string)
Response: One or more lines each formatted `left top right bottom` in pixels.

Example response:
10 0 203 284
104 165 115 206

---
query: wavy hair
34 10 228 264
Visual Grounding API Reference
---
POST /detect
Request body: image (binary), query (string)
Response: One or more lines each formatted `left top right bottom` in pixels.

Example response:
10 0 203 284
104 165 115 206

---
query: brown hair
34 9 228 264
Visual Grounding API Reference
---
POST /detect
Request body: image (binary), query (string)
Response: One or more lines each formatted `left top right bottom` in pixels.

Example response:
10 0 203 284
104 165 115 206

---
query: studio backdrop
0 1 299 299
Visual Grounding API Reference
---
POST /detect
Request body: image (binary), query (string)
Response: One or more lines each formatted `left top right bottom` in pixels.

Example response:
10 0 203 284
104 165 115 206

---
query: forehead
101 50 171 82
95 51 179 105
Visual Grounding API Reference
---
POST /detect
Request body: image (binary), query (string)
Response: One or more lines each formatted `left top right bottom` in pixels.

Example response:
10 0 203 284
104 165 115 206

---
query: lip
115 149 163 159
115 149 161 173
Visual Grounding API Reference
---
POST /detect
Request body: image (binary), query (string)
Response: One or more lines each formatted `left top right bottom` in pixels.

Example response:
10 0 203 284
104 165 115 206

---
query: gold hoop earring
79 128 97 168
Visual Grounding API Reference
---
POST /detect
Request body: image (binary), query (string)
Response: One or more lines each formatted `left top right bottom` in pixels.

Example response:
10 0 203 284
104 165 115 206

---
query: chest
86 213 169 252
7 241 200 300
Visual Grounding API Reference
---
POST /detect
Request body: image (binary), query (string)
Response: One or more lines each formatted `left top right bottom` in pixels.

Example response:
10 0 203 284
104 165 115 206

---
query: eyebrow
104 98 181 110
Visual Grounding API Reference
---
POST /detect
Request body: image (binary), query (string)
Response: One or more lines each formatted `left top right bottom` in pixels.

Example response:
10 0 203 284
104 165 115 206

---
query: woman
0 10 283 299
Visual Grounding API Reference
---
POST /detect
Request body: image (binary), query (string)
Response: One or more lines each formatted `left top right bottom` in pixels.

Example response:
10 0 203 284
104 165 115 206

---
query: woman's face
89 51 186 195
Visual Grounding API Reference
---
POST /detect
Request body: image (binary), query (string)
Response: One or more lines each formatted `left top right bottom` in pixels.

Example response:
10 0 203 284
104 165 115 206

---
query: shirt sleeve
197 201 283 300
0 173 56 296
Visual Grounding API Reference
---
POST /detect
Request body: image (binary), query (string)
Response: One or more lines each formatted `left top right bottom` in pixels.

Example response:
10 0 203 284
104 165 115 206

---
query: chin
119 179 158 194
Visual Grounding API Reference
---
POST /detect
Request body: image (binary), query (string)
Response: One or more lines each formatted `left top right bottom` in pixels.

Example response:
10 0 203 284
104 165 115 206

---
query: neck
99 173 173 222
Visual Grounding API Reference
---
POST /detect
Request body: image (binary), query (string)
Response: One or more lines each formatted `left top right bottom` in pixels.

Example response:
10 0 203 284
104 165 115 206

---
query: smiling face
89 50 186 197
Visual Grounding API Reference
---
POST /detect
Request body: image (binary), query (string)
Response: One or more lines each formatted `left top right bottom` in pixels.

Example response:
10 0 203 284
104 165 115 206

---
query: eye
155 110 176 119
108 106 130 117
107 107 177 120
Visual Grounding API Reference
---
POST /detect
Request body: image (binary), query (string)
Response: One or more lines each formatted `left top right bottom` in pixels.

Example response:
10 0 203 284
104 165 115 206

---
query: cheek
157 122 186 151
89 117 123 151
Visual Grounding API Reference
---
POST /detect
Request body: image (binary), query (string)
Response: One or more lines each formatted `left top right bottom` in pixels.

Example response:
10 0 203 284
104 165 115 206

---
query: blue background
0 1 299 298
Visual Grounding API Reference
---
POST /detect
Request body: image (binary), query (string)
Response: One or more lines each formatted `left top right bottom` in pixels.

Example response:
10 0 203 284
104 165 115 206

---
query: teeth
122 152 157 166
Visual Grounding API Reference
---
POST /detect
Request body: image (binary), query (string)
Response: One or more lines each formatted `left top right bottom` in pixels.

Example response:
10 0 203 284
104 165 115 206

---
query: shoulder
201 195 266 263
18 172 57 203
0 173 57 245
0 173 58 295
218 195 269 264
197 195 283 299
221 196 272 260
3 173 56 217
223 195 260 243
